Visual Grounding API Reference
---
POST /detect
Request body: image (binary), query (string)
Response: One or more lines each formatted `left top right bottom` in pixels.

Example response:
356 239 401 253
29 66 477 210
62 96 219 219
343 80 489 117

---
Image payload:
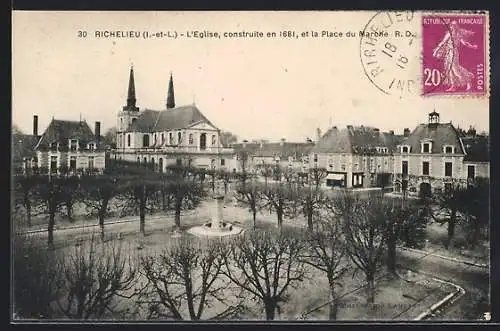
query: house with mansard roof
113 66 235 172
12 114 106 174
32 116 106 173
392 111 488 196
311 125 404 188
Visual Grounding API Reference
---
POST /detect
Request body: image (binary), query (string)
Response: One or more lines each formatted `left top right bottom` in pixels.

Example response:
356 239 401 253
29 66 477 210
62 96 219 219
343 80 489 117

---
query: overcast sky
12 11 489 142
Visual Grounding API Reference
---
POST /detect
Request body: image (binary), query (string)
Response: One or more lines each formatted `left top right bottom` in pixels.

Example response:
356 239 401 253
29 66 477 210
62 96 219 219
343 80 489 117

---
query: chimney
316 128 322 142
389 130 394 135
403 128 410 137
33 115 38 136
95 121 101 141
242 139 248 148
280 138 286 146
373 128 380 132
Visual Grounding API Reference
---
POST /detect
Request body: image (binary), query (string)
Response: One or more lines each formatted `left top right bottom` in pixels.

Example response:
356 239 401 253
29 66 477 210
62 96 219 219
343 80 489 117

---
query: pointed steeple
123 65 139 112
166 72 175 109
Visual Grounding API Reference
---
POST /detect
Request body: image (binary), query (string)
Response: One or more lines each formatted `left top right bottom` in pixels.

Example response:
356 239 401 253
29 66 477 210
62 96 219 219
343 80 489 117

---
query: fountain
187 179 244 238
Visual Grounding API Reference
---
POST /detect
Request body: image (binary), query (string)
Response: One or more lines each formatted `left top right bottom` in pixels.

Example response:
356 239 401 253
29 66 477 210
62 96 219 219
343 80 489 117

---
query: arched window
211 135 216 146
143 157 147 164
143 134 150 147
151 157 155 170
200 133 207 150
169 132 174 145
178 132 182 144
161 133 165 144
127 134 131 147
189 134 194 145
137 157 140 163
159 158 163 173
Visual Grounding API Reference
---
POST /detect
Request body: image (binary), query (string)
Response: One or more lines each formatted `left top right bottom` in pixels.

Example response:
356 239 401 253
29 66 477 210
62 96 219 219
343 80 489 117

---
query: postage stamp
422 14 488 96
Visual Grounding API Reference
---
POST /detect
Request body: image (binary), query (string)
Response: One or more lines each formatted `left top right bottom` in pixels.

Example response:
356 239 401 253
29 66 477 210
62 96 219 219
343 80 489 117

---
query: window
221 159 225 166
445 162 453 177
153 134 157 145
176 158 182 166
402 161 408 175
143 134 150 147
143 157 147 164
189 134 194 145
467 165 475 179
169 132 174 145
402 146 409 153
212 135 216 146
161 133 165 144
32 157 38 168
127 134 131 147
50 156 57 173
137 157 140 163
423 143 430 153
422 161 429 175
50 142 58 150
88 143 96 151
70 139 78 151
88 156 95 169
178 132 182 144
313 154 318 162
159 158 163 173
445 146 453 153
69 156 77 170
200 133 207 150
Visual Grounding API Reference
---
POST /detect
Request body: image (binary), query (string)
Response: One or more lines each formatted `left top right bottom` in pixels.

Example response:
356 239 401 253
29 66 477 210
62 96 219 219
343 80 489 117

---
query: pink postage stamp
422 14 488 96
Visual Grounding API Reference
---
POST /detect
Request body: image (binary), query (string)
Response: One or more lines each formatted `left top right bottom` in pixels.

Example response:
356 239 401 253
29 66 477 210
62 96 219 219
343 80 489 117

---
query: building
31 116 106 173
12 116 40 172
392 111 489 196
113 66 235 172
311 125 403 188
231 139 315 174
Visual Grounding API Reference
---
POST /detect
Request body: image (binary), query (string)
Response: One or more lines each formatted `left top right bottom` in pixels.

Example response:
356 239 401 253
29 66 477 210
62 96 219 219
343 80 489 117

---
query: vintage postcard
11 11 490 322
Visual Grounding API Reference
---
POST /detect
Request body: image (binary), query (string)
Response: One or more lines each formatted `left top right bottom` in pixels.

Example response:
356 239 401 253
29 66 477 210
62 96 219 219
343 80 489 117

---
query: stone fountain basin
187 223 245 238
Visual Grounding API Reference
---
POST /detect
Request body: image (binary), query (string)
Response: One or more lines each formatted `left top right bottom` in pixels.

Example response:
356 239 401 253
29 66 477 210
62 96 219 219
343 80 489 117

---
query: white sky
12 11 489 141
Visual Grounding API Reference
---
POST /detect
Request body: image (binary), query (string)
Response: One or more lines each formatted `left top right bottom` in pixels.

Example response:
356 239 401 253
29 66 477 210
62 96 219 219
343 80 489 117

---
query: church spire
123 65 139 112
166 72 175 109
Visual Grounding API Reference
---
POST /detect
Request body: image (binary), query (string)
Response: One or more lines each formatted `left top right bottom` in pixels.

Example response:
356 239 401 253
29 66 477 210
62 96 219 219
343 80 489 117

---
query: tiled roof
129 105 216 132
35 119 102 149
400 123 465 154
232 141 315 159
312 126 403 154
462 136 489 162
12 134 39 162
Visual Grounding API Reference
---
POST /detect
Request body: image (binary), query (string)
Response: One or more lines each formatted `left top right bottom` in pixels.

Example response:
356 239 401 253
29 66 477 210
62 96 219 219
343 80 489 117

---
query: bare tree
261 182 294 230
461 177 490 249
292 182 327 232
334 191 389 303
35 173 79 246
81 174 120 241
303 218 348 319
222 230 307 320
433 183 468 249
13 232 61 319
55 234 139 319
140 238 242 320
234 181 264 229
13 170 39 227
309 166 328 189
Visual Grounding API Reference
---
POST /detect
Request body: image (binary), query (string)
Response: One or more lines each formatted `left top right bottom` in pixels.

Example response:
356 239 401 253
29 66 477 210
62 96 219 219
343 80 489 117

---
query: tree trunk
25 197 32 227
366 272 375 304
139 204 146 235
252 208 257 230
99 213 105 241
328 278 338 320
386 233 397 275
307 209 313 232
48 211 55 246
264 299 276 320
161 190 167 211
175 198 182 228
277 208 283 229
446 210 456 249
66 200 73 221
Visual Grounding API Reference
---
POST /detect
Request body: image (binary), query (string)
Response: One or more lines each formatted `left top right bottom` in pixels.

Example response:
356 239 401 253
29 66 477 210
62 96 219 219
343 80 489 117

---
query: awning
326 173 345 181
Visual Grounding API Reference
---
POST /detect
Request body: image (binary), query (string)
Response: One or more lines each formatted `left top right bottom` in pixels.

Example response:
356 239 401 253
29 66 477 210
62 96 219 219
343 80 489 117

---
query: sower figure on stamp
432 20 478 92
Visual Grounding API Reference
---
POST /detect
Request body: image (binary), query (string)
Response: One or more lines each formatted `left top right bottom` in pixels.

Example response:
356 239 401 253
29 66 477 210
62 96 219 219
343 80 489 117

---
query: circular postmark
359 11 453 98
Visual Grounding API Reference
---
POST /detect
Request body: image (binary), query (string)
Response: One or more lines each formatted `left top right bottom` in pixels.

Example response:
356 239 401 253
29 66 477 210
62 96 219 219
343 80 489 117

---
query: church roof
129 105 216 132
400 123 465 154
312 126 403 154
35 119 103 149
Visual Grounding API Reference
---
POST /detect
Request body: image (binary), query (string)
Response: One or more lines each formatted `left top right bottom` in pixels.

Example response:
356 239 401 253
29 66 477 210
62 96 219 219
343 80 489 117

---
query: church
112 66 236 172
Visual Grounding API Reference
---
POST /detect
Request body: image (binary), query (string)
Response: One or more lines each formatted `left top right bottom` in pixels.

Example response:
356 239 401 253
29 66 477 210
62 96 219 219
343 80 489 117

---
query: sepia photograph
11 10 490 322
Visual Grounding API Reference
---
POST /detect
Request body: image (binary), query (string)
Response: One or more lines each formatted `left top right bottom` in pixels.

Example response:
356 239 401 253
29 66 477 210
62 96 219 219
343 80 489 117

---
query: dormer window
420 140 433 153
443 145 454 154
423 143 430 153
69 139 78 151
87 142 96 151
401 145 409 153
211 135 216 146
50 142 59 150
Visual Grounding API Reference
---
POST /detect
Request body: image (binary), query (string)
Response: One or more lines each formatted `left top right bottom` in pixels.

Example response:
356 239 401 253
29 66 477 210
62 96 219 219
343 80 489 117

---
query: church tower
117 65 141 149
166 72 175 109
